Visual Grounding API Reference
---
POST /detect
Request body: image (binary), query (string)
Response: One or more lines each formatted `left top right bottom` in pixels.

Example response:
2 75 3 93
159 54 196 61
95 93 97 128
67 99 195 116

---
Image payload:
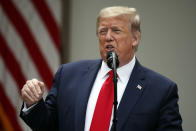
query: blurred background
0 0 195 130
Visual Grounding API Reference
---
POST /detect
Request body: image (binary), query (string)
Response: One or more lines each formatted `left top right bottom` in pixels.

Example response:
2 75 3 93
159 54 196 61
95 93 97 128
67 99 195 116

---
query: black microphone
106 51 119 131
106 51 119 69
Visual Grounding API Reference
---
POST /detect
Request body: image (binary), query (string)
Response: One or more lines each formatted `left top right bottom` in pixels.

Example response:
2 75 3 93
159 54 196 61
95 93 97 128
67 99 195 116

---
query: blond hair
97 6 141 34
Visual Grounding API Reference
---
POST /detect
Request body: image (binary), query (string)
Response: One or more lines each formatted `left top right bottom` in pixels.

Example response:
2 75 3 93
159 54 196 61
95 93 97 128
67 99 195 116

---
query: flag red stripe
0 32 26 90
31 0 60 50
0 82 22 131
1 0 53 89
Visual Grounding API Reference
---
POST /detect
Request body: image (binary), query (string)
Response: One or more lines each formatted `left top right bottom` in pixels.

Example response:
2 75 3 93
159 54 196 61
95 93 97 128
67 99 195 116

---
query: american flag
0 0 62 130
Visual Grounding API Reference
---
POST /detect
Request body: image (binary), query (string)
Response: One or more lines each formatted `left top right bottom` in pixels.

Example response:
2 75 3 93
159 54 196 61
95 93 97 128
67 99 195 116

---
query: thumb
38 81 45 92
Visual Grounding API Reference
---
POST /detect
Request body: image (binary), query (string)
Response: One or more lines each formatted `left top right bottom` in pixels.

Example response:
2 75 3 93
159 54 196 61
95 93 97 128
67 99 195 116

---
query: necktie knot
108 70 113 77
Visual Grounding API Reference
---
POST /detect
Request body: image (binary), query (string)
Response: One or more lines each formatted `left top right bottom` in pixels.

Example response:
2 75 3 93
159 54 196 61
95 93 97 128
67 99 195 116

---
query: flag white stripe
12 0 60 74
46 0 62 27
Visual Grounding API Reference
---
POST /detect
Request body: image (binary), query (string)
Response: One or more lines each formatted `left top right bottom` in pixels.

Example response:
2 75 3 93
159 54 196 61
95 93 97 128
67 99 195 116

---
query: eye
112 28 121 34
98 29 107 35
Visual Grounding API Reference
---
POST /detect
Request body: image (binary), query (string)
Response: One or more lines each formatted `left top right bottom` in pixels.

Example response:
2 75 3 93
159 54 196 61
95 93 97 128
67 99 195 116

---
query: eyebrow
99 26 122 29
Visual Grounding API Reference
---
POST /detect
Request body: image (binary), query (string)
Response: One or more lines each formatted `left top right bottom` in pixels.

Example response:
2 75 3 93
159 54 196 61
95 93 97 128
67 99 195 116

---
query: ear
132 31 141 49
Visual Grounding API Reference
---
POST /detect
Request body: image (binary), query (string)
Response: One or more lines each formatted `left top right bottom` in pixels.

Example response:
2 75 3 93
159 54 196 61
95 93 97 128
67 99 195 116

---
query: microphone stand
112 53 118 131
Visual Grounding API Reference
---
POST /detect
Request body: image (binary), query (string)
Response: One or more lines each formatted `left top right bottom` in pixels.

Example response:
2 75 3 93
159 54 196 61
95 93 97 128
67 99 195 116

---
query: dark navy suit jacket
20 59 182 131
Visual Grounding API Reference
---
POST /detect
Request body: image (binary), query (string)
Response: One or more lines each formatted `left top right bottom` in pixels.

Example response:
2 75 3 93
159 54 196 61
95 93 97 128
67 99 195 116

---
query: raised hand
21 78 45 107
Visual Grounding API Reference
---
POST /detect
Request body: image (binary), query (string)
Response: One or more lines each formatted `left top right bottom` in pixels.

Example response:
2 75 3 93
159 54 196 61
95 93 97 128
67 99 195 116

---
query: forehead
98 15 130 28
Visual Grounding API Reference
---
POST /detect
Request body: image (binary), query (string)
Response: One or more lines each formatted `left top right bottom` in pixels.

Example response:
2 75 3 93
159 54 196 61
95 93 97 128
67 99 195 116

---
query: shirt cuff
22 102 37 114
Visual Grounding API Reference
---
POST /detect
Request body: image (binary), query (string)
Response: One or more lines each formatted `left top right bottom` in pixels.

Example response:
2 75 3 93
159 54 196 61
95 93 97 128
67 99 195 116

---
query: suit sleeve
156 83 183 131
20 65 63 131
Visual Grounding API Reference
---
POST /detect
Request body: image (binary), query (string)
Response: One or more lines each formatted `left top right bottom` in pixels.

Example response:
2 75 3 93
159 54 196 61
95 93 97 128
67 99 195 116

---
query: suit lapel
116 60 146 131
74 60 102 131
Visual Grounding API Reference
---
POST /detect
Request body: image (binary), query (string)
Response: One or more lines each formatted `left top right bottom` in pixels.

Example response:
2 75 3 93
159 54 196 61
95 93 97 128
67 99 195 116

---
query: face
97 15 140 67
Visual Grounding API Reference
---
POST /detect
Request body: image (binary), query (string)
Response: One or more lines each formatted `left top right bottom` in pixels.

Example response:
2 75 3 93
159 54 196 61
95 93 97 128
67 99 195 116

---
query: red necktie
90 70 114 131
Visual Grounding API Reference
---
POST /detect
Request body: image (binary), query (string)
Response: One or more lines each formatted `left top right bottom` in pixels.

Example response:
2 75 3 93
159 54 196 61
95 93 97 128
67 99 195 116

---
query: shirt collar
99 56 136 83
117 56 136 84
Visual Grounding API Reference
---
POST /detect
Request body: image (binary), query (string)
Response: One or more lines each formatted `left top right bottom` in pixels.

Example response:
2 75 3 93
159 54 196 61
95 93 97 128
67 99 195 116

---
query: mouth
105 45 115 52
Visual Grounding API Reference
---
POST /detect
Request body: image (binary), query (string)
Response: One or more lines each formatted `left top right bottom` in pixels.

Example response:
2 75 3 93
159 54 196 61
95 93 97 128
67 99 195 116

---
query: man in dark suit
20 6 182 131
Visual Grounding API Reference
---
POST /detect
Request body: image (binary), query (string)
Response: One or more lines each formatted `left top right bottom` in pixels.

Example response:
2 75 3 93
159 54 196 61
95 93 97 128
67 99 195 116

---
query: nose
106 29 113 42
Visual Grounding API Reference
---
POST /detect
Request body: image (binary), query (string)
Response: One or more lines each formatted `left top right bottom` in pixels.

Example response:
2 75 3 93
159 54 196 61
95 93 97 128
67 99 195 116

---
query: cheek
117 37 132 53
99 38 107 60
99 39 104 51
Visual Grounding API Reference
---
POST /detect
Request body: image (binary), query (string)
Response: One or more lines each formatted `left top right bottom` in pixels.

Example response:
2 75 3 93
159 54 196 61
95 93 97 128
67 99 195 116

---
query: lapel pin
136 84 142 90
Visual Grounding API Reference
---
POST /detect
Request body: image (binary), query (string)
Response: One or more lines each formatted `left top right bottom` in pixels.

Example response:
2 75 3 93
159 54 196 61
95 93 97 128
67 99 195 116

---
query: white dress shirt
84 56 136 131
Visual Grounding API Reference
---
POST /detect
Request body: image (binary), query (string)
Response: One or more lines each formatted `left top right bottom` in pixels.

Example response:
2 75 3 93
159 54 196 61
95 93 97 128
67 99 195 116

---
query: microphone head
106 51 119 69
